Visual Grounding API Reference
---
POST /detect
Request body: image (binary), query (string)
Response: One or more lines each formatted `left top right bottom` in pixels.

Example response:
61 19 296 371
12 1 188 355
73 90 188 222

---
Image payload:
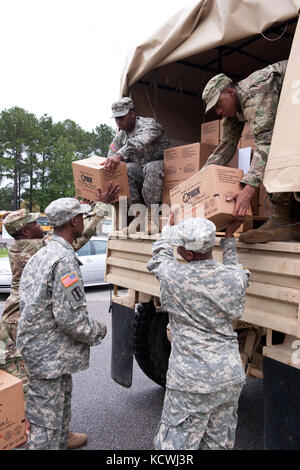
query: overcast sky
0 0 195 132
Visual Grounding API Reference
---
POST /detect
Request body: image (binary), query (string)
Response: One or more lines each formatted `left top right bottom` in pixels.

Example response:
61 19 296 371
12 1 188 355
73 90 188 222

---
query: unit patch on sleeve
71 286 84 301
61 272 79 288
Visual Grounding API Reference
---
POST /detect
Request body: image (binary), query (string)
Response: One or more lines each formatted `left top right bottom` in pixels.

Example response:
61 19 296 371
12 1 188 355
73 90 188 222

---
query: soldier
202 61 300 243
16 198 108 450
147 214 249 450
0 183 118 449
105 97 170 234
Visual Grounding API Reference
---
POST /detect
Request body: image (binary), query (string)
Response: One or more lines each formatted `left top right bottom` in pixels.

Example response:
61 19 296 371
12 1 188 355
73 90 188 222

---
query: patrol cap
202 73 233 113
3 209 40 235
162 217 216 253
45 198 91 228
111 97 134 118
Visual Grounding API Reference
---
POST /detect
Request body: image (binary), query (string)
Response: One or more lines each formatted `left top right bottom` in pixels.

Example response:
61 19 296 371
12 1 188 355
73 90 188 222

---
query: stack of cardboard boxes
162 119 268 228
163 143 216 206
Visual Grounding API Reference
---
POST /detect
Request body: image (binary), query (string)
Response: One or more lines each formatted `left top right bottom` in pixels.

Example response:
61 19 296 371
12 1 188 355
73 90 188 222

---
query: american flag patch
110 142 118 153
61 272 79 288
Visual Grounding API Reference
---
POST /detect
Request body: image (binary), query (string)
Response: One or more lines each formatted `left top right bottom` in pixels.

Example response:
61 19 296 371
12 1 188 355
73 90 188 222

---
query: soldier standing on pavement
105 97 170 234
0 184 118 449
202 60 300 243
16 198 108 450
147 214 249 450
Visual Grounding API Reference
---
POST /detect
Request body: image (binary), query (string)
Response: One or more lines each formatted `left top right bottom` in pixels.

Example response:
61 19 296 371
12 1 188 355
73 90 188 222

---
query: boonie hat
3 209 40 235
162 217 216 253
45 198 91 228
111 97 134 118
202 73 232 113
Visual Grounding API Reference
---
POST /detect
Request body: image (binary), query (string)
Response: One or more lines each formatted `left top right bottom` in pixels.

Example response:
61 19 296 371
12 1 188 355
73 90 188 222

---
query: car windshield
93 240 107 255
77 241 92 256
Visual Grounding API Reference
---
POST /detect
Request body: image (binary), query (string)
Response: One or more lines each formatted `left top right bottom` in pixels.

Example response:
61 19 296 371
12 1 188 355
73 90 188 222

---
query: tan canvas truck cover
120 0 300 191
121 0 300 95
264 15 300 193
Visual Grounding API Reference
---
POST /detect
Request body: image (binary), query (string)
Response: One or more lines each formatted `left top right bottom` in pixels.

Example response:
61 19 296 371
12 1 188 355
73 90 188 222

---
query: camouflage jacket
1 205 104 327
203 60 288 187
17 234 107 379
107 116 170 167
147 235 249 393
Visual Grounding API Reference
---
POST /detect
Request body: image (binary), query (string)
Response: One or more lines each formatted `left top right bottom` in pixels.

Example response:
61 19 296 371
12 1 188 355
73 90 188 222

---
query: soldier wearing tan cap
105 97 170 235
202 62 300 243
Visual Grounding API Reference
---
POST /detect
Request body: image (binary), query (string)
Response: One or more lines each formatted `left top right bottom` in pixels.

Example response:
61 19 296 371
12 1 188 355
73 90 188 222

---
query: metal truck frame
105 2 300 449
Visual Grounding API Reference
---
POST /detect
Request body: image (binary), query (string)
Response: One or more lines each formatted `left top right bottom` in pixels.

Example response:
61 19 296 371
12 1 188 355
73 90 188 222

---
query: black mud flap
263 356 300 450
111 302 135 388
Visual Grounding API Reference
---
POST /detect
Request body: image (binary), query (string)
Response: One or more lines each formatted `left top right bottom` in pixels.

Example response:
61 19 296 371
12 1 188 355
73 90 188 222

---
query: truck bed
105 232 300 339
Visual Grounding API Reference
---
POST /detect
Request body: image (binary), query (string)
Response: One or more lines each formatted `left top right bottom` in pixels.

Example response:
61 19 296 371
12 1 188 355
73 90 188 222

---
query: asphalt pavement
0 286 264 451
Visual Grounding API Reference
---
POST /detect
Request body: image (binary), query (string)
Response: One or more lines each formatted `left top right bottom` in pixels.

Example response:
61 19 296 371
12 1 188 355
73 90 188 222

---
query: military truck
105 1 300 449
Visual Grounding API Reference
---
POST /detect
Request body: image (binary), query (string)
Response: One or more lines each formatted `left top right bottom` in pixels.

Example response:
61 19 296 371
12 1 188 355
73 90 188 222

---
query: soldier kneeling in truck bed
105 97 170 235
202 61 300 243
147 213 249 450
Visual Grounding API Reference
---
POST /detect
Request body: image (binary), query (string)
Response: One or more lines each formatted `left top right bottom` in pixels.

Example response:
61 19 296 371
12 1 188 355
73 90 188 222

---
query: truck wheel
134 301 171 388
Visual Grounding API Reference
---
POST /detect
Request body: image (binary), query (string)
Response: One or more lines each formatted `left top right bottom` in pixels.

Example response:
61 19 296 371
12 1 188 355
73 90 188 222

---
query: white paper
238 147 252 175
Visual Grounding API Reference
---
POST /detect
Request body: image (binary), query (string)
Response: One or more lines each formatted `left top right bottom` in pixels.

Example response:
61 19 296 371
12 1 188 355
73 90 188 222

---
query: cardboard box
201 120 220 145
72 156 130 202
227 151 238 169
258 183 268 217
0 370 27 450
164 147 182 180
240 123 255 148
250 187 259 216
164 143 216 182
170 165 252 231
162 179 182 206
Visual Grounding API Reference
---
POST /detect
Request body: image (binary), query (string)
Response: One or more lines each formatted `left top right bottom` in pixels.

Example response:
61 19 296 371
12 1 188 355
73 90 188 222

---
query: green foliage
0 108 115 212
92 124 115 156
0 248 9 258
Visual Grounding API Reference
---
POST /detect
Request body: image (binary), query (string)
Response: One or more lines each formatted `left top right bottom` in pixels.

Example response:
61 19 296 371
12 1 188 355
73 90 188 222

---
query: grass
0 248 8 258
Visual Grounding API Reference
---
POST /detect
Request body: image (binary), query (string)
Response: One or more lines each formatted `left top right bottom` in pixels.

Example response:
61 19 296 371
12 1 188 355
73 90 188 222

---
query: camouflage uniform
202 61 288 188
0 203 105 398
108 97 170 206
202 61 300 242
147 218 249 450
17 199 107 450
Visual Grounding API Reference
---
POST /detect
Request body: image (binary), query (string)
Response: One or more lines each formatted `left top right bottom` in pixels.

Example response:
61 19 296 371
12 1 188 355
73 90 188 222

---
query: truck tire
134 301 171 388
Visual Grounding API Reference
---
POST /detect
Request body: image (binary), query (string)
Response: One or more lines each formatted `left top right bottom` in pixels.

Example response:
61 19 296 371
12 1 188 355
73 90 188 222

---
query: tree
92 123 115 156
0 107 39 210
0 107 115 212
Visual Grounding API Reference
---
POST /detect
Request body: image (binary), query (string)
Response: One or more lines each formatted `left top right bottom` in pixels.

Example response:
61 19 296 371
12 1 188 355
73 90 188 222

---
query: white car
0 235 109 294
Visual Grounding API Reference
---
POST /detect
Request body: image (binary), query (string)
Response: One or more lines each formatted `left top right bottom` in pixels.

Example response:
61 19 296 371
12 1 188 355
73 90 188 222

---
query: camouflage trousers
154 382 244 450
126 160 164 207
25 374 72 450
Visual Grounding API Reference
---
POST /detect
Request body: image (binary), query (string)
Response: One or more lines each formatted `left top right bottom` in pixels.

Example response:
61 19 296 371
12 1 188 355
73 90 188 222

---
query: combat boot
67 431 87 450
239 199 293 244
